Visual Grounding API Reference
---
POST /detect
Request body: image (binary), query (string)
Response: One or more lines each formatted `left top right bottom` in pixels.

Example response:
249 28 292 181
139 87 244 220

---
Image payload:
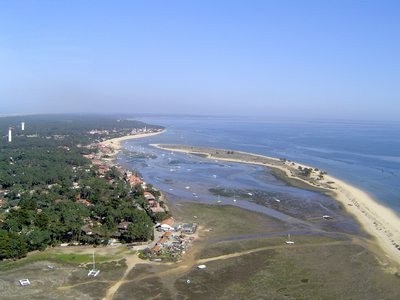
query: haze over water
120 115 400 215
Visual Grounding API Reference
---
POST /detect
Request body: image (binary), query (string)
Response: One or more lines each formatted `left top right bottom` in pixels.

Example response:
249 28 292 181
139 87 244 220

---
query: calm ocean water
121 115 400 214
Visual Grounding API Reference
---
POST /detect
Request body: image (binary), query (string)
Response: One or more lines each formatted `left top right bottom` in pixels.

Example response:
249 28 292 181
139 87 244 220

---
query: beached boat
285 234 294 245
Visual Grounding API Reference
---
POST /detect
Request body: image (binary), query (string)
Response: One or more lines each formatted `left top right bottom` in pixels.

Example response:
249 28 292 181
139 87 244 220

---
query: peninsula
152 143 400 267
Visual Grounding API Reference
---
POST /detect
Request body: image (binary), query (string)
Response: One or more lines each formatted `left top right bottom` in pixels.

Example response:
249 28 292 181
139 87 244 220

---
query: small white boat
88 251 100 277
285 234 294 245
19 279 30 286
88 269 100 277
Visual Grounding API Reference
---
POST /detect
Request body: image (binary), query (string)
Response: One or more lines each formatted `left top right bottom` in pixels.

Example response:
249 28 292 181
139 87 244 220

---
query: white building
8 128 12 143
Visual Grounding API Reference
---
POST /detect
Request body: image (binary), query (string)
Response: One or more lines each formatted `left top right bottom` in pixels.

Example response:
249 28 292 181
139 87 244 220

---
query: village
0 119 198 265
80 138 198 262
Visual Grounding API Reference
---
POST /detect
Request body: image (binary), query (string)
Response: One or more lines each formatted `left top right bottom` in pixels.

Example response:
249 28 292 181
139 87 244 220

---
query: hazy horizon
1 1 399 121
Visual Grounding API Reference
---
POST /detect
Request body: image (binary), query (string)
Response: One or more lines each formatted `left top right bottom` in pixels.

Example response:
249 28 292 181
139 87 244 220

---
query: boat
285 234 294 245
88 251 100 277
19 279 30 286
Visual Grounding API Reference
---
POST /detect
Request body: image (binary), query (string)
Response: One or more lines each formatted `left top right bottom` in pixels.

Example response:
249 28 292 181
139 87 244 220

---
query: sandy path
197 240 352 264
102 254 142 300
51 246 144 299
110 239 354 292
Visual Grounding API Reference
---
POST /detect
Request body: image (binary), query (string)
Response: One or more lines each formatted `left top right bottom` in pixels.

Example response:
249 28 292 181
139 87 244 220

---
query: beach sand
99 130 166 154
152 143 400 268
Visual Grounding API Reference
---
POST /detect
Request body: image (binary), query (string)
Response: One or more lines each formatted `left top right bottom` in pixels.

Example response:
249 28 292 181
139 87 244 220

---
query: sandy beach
99 130 166 154
152 143 400 267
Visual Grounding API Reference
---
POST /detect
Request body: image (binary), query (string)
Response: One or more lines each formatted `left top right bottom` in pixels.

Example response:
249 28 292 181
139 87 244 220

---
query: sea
118 115 400 220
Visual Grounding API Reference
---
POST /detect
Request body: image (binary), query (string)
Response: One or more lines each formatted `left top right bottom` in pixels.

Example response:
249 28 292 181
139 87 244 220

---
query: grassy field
174 242 400 299
0 249 124 272
114 264 173 300
197 235 347 259
0 250 128 299
1 202 399 299
0 259 127 299
171 202 289 239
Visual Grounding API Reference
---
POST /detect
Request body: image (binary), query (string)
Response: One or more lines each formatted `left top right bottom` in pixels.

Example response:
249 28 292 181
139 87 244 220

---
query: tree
151 211 171 222
0 230 28 260
34 211 50 229
122 211 153 242
26 229 51 251
0 114 163 259
303 168 313 177
105 166 121 180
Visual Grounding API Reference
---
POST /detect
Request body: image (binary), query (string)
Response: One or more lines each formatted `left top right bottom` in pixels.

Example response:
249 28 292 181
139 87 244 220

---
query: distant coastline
152 143 400 267
99 129 166 154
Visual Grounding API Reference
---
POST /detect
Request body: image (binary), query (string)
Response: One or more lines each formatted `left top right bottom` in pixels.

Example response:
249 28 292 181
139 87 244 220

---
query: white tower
21 122 25 131
8 127 12 143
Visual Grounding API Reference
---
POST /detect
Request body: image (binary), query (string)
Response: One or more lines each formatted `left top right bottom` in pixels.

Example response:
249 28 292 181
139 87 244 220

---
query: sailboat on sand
88 251 100 277
285 234 295 245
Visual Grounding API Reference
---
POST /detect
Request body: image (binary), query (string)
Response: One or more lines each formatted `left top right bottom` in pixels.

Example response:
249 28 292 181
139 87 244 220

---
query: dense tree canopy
0 115 163 260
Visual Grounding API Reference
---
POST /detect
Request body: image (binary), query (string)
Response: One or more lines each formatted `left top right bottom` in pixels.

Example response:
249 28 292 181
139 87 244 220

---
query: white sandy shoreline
99 130 166 153
152 143 400 268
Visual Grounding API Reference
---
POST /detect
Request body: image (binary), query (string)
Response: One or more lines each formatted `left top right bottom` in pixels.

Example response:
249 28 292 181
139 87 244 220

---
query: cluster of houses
126 171 144 186
144 191 167 214
79 135 198 261
142 217 198 260
82 151 112 177
79 144 173 243
88 127 162 143
124 171 169 215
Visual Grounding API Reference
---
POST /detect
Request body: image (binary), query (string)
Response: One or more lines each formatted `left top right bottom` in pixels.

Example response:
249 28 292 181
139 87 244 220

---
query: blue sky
1 0 399 120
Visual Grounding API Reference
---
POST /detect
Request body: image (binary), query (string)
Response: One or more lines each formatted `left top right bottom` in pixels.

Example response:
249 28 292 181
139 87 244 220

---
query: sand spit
100 130 166 154
152 143 400 267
